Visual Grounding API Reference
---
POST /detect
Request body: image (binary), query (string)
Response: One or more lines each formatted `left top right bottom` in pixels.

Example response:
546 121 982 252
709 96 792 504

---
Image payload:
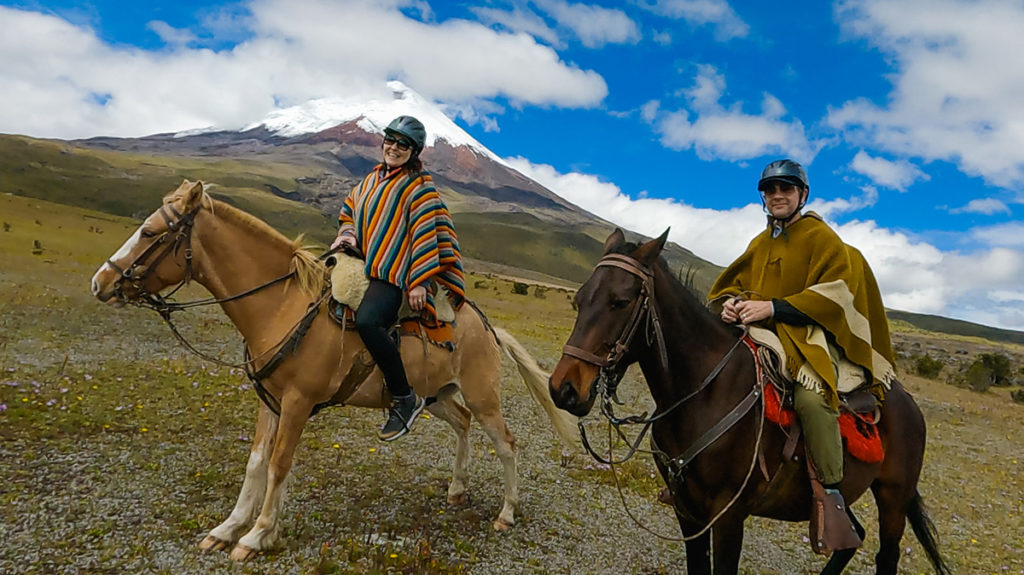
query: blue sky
2 0 1024 331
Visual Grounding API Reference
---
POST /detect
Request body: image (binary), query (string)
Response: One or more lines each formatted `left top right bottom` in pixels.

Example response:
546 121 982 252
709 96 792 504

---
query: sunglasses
760 182 799 196
383 135 413 152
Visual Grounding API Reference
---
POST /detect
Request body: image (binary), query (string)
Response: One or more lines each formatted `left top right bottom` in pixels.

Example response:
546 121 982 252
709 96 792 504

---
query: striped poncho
338 164 465 319
708 212 896 407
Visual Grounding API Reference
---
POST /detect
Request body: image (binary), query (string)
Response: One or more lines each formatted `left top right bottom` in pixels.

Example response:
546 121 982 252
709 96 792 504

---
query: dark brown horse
549 229 951 575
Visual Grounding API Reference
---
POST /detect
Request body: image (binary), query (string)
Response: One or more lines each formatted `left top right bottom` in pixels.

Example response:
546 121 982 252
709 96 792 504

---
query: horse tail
907 491 952 575
491 326 579 454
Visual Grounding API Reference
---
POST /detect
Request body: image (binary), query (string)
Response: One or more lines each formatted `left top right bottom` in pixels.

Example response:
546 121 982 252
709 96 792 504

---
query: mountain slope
13 81 717 285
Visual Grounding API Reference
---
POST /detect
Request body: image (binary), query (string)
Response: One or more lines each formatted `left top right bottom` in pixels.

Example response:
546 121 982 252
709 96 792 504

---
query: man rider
708 159 897 553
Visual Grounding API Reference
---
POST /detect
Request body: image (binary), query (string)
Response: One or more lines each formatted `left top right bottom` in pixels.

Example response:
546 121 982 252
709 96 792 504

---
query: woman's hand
408 285 427 311
331 234 356 250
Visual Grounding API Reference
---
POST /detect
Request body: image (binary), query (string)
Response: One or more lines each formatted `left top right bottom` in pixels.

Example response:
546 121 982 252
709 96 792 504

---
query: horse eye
140 229 156 239
611 298 631 310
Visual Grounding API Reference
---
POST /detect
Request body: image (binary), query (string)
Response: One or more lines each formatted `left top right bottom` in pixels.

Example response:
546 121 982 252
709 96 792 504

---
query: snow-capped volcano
248 81 506 166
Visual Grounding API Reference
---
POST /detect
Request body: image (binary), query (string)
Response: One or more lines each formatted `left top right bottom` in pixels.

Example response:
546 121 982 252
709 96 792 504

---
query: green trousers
793 383 843 485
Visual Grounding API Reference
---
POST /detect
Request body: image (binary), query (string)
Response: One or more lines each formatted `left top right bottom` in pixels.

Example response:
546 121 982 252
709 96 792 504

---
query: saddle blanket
763 383 883 463
326 252 456 349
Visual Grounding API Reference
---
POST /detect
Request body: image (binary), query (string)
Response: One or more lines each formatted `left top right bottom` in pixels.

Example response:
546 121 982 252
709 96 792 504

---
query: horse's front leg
710 515 745 575
200 402 278 552
679 519 712 575
230 394 312 561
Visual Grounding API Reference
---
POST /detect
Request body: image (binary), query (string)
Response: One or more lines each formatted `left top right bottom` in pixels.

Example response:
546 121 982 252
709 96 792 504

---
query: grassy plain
1 193 1022 574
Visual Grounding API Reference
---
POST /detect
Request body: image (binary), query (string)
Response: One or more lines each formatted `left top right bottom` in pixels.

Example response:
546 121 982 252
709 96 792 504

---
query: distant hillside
887 310 1024 346
6 131 1022 346
0 132 721 290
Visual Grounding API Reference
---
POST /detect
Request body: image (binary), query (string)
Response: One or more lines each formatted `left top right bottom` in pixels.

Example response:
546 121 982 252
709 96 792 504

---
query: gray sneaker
377 394 425 441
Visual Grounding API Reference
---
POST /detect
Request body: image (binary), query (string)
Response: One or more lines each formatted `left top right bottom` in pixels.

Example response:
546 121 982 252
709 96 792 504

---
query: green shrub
977 352 1013 386
512 282 529 296
962 362 994 393
914 354 944 379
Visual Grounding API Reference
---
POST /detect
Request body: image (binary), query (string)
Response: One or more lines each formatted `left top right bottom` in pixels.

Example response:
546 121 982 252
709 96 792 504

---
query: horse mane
164 188 327 298
608 240 715 319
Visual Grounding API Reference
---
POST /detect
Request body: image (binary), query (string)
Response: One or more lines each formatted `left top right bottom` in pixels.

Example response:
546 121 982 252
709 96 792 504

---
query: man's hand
733 299 772 325
331 234 356 250
720 297 741 323
408 285 427 311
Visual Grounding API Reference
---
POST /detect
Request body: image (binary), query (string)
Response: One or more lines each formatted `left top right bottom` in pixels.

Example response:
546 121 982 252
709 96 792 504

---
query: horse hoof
447 493 468 506
199 535 231 552
229 544 258 562
492 517 514 531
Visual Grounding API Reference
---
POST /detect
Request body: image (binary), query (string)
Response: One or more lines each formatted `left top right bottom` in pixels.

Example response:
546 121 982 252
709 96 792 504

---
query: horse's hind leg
871 479 912 575
426 395 472 506
200 402 278 552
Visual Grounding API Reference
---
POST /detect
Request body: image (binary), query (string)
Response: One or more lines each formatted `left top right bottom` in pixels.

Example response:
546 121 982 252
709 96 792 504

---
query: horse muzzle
549 357 599 417
91 264 129 304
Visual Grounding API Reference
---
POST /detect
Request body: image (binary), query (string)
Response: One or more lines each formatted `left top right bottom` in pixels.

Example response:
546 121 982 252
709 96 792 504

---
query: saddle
325 249 457 350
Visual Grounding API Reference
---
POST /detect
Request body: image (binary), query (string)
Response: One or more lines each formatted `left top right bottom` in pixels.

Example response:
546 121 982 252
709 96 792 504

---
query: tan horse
91 180 578 561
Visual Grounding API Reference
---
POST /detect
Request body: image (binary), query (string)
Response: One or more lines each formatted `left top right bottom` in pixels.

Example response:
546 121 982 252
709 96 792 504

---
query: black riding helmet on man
759 159 809 238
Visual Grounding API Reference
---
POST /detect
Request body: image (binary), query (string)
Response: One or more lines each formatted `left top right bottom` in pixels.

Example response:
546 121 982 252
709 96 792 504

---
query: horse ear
631 228 670 267
603 228 627 254
183 180 205 211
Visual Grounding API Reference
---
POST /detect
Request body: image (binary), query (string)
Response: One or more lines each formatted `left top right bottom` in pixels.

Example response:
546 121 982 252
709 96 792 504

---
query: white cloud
849 150 929 191
536 0 641 48
810 186 879 219
509 156 1024 329
830 0 1024 188
970 222 1024 248
0 1 608 138
471 1 640 49
470 5 561 47
146 21 198 47
646 65 820 163
504 156 763 266
638 0 749 40
950 198 1011 216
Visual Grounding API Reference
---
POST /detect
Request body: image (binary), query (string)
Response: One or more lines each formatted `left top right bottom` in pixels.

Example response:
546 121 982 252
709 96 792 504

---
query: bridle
563 250 766 541
106 201 201 306
562 253 669 404
564 251 752 459
105 200 305 369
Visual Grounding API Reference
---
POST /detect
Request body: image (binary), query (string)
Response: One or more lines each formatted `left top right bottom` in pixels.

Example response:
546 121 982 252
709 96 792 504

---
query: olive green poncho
708 213 896 407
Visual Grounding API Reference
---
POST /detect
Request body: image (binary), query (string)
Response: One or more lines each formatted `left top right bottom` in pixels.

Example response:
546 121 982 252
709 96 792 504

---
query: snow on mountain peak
249 81 505 165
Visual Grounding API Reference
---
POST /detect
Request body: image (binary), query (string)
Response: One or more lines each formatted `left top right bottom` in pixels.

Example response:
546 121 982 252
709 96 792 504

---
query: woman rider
330 115 465 441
